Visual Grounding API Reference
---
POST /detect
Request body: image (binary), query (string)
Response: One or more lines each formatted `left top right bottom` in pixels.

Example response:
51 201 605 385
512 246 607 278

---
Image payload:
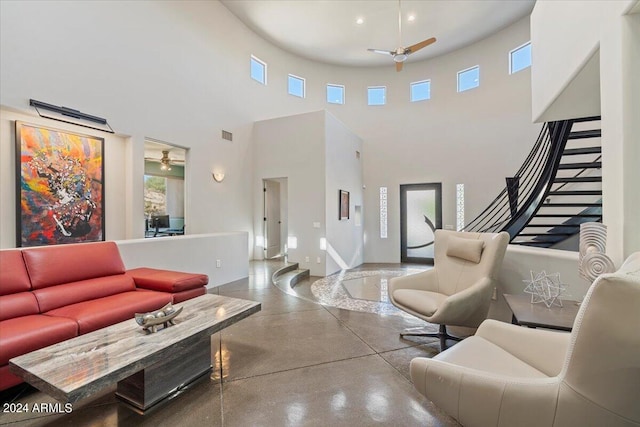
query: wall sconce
212 172 225 183
320 238 327 251
255 235 265 248
287 236 298 249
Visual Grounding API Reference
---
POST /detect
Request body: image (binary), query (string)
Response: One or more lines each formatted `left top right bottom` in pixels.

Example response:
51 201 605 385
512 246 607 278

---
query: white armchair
389 230 509 349
410 252 640 427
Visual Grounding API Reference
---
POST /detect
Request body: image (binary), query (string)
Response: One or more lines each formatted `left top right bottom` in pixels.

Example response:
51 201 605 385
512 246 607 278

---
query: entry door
400 183 442 264
264 179 281 259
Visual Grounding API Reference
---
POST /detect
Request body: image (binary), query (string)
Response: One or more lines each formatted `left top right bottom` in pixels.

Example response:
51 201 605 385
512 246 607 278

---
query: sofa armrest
476 319 570 376
410 357 560 427
127 268 208 293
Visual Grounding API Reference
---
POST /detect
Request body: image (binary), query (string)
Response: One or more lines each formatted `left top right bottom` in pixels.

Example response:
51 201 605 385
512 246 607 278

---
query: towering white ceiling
221 0 535 67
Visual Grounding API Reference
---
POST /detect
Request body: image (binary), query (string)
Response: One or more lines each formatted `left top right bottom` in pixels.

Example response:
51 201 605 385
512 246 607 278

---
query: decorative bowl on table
135 302 183 333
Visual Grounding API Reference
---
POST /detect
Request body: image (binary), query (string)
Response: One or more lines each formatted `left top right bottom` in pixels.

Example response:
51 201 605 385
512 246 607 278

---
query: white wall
252 111 326 275
116 232 248 288
0 0 256 247
325 113 364 275
530 0 634 122
1 1 540 265
362 17 539 262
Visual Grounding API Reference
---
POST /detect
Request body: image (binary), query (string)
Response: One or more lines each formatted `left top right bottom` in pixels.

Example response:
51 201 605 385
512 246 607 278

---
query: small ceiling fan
145 150 184 171
367 0 436 71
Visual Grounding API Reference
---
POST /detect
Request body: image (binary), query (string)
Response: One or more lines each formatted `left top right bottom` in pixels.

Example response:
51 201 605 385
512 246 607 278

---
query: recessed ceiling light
356 17 364 25
408 15 416 22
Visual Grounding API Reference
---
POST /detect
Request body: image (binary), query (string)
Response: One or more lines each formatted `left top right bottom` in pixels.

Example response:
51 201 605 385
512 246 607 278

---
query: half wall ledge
116 232 249 289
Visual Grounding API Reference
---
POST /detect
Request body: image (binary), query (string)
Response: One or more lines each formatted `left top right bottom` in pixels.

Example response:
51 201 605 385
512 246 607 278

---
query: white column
600 11 640 265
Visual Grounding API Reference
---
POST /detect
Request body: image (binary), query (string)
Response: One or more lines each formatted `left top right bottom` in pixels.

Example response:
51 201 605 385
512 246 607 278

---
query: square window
327 84 345 104
288 74 305 98
510 42 532 74
368 86 386 106
410 80 431 102
457 66 479 92
250 55 266 84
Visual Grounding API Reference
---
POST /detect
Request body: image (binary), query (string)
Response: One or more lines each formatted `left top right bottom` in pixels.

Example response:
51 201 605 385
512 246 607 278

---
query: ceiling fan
144 150 184 171
367 0 436 71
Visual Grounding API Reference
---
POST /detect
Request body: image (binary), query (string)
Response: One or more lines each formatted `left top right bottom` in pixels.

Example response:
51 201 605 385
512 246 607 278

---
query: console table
10 294 260 413
503 293 580 332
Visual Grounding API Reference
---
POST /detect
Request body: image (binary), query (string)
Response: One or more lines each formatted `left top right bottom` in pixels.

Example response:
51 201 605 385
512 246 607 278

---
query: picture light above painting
29 99 114 134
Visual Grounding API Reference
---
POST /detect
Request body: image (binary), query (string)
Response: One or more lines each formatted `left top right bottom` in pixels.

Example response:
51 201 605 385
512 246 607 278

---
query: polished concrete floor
0 260 459 426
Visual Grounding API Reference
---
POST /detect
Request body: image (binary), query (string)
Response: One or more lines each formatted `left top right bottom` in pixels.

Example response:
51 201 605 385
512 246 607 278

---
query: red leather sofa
0 241 208 391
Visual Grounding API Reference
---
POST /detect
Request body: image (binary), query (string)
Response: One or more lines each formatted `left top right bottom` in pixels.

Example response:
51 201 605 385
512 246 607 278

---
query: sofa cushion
45 290 172 334
0 315 78 365
446 236 485 263
393 289 447 317
33 274 136 313
0 250 31 295
23 242 126 289
0 293 39 321
127 267 209 292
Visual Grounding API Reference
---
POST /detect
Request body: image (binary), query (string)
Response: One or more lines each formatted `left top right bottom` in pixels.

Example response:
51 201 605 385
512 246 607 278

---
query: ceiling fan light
393 54 407 62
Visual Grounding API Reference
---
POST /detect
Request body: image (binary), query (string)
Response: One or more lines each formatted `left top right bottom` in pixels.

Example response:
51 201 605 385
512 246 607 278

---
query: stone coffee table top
9 294 261 404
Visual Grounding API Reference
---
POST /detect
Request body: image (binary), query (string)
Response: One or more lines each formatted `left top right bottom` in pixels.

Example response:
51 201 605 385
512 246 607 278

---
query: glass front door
400 183 442 264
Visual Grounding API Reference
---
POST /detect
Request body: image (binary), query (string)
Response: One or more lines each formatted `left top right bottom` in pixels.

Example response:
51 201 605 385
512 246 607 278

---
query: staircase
464 116 602 248
512 117 602 247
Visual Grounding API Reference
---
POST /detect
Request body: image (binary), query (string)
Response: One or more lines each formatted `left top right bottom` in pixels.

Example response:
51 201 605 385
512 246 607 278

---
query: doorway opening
400 183 442 264
263 178 288 259
143 139 188 238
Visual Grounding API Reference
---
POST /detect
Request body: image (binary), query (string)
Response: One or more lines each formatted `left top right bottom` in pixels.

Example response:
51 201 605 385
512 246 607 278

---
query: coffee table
9 294 260 413
503 293 580 331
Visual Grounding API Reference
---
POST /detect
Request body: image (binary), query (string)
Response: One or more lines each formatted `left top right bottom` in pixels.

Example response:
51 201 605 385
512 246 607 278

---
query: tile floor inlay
310 269 429 317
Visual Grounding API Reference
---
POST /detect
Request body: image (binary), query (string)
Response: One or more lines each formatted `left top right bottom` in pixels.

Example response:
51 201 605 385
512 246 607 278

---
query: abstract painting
16 121 105 247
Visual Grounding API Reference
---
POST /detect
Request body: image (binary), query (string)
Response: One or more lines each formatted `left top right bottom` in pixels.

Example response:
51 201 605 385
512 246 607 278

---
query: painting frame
339 189 350 220
15 121 105 247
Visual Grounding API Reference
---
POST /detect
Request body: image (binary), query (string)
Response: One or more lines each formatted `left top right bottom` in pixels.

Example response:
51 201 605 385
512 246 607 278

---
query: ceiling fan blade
406 37 437 54
396 61 403 72
368 48 394 56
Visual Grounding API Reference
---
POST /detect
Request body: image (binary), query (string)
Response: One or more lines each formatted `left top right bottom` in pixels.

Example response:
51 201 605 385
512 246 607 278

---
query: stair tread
553 176 602 183
535 214 602 217
558 162 602 169
518 232 576 236
548 190 602 195
567 130 601 139
525 224 581 227
542 202 602 207
562 147 602 155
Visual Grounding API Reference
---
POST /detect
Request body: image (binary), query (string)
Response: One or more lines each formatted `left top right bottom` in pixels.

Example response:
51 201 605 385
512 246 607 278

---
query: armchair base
401 324 462 350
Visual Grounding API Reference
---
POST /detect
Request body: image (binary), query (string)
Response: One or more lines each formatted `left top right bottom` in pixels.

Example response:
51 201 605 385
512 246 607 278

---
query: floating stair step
535 214 601 218
548 190 602 196
542 202 602 208
518 232 575 237
553 176 602 183
571 116 601 123
525 224 581 228
567 130 601 139
557 162 602 170
562 146 602 156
